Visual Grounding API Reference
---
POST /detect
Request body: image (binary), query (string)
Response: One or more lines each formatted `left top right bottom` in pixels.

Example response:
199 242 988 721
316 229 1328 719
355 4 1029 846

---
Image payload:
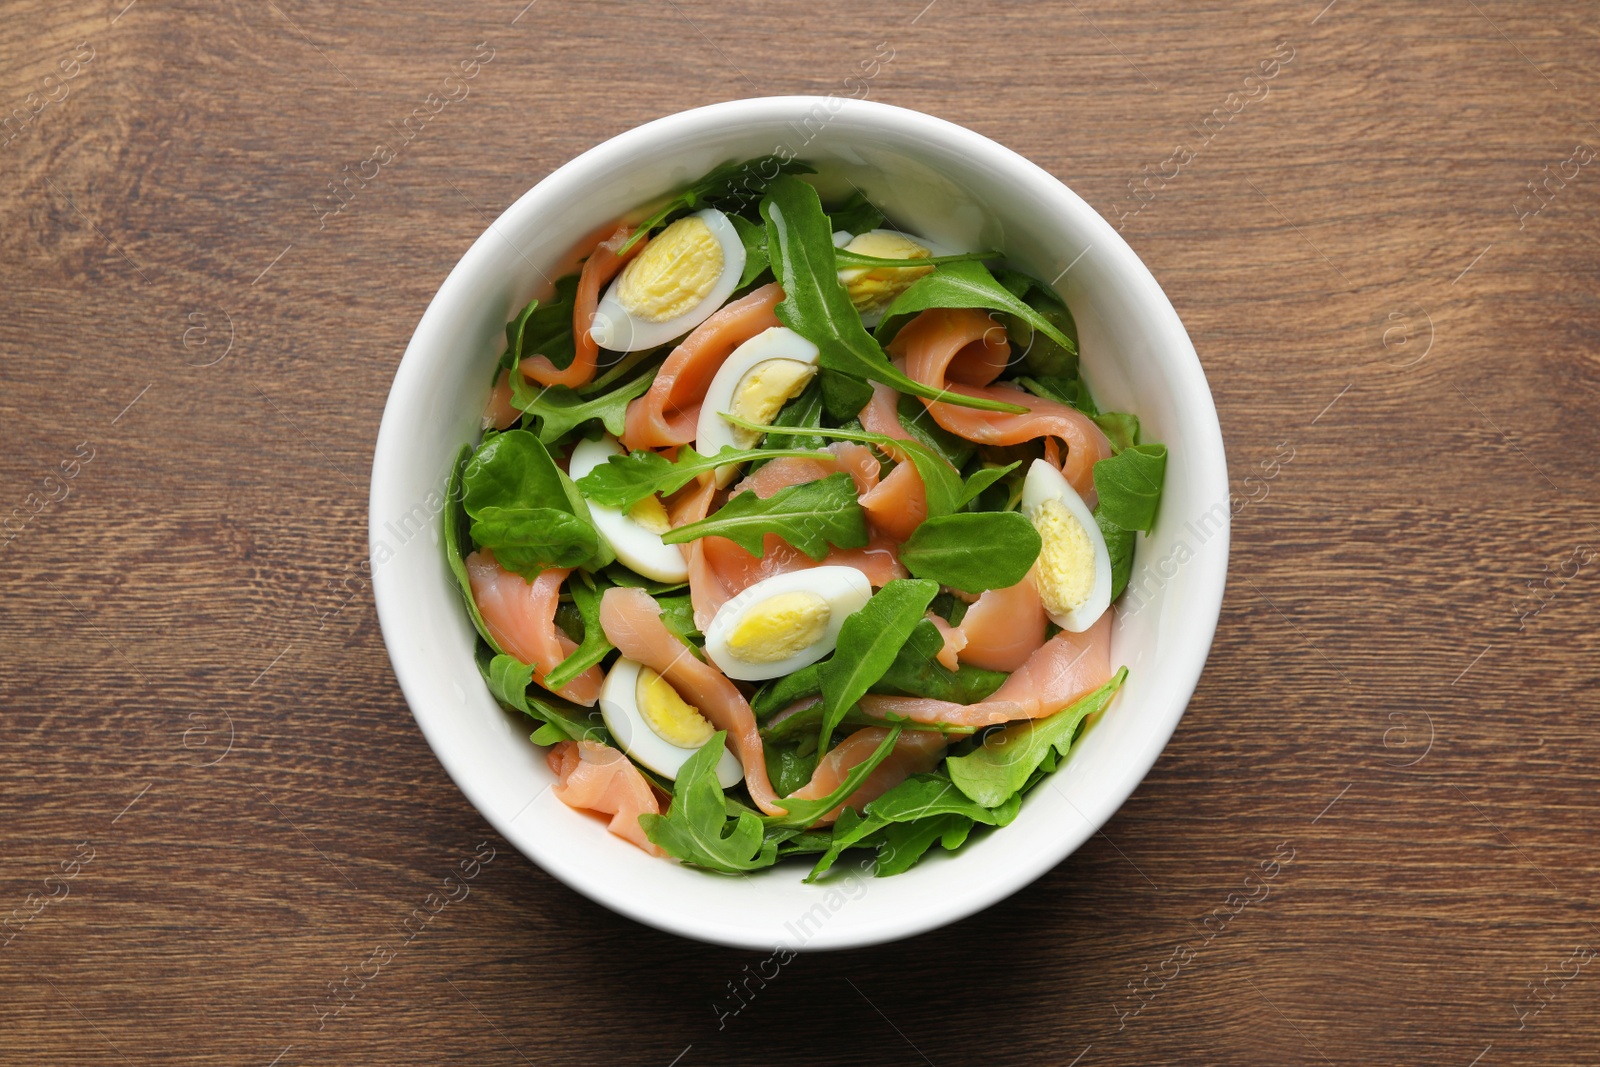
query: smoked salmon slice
522 223 643 390
598 586 787 817
859 613 1112 728
954 575 1047 672
889 307 1112 498
788 727 948 823
547 739 664 856
465 551 604 706
483 368 520 430
621 283 784 450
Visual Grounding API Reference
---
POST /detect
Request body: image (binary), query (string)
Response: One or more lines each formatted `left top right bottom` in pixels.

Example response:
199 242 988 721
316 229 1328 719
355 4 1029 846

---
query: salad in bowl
445 158 1167 881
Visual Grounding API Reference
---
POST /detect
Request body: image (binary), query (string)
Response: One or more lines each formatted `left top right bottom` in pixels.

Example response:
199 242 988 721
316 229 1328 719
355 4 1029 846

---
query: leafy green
461 430 612 577
618 155 815 255
1092 444 1167 533
729 214 770 287
444 444 501 653
481 652 609 745
819 369 876 421
601 563 686 595
1093 412 1140 454
1019 374 1096 415
766 742 818 799
959 462 1021 509
875 260 1078 358
826 191 885 235
574 443 830 509
760 175 1024 415
834 247 1001 270
580 347 661 396
817 579 939 753
995 270 1079 378
760 377 826 453
875 814 975 875
753 663 823 719
640 732 779 873
656 593 701 647
509 366 654 446
500 274 580 372
765 724 905 829
871 619 1007 704
660 472 867 560
1097 509 1136 600
896 393 973 468
899 512 1042 593
807 772 1022 880
544 573 614 690
946 668 1128 807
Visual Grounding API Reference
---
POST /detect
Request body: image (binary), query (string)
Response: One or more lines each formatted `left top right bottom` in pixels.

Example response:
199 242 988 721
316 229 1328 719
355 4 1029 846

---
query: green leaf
618 155 815 255
817 579 939 753
641 732 779 873
899 512 1042 593
766 742 819 799
826 191 885 235
481 652 609 744
1097 508 1136 600
1092 443 1168 533
896 392 974 468
461 430 613 578
760 377 826 453
806 772 1021 880
759 174 1025 415
833 247 1002 270
574 443 831 509
871 619 1008 704
729 214 770 287
444 444 502 654
600 563 687 595
660 471 868 560
656 592 701 647
819 368 877 421
1093 412 1140 454
764 724 905 829
509 366 655 446
946 668 1128 808
1019 374 1096 416
544 573 615 690
501 273 580 371
875 260 1078 358
958 462 1020 509
752 663 823 719
996 271 1079 378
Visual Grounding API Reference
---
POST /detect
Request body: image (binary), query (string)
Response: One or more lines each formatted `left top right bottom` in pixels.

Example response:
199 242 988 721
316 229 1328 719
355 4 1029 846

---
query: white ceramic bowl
370 96 1228 951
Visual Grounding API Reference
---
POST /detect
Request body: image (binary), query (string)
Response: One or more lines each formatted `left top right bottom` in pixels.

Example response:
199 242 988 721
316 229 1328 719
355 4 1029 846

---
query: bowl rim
371 94 1229 950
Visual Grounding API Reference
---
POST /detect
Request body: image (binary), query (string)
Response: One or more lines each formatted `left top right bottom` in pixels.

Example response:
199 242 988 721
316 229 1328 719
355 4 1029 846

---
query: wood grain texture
3 1 1597 1063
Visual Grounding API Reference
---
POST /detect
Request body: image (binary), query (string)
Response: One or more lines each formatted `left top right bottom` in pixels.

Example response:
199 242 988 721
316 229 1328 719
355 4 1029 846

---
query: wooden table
4 1 1597 1063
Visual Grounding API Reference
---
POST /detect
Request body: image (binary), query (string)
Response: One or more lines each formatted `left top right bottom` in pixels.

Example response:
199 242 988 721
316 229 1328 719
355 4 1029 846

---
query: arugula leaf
656 593 701 647
618 155 815 255
995 270 1079 378
817 579 939 753
729 214 770 287
760 698 967 745
480 651 609 745
826 191 885 235
1093 412 1140 454
818 369 877 421
875 260 1078 359
752 663 823 719
766 741 819 799
574 443 830 509
1097 509 1136 600
760 174 1024 415
1019 374 1096 416
660 472 867 560
760 377 826 453
1092 443 1167 533
958 462 1020 509
500 274 580 372
444 444 502 653
544 573 615 690
833 247 1001 270
601 563 686 595
875 813 974 876
764 723 905 829
641 732 779 873
871 619 1007 704
896 392 974 468
946 668 1128 807
509 366 654 446
806 772 1021 880
461 430 613 577
899 512 1042 593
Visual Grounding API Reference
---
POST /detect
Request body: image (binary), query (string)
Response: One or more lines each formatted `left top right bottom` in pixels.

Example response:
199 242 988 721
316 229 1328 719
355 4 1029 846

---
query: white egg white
703 566 873 681
589 208 746 353
1021 459 1113 632
599 658 743 787
694 326 821 487
568 434 689 584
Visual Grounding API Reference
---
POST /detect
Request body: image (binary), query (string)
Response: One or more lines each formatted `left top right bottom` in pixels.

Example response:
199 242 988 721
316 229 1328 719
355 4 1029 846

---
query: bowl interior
370 97 1228 951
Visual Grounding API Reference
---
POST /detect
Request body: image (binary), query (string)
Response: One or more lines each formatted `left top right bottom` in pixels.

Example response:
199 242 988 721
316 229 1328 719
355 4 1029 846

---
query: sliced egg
694 326 821 487
569 434 689 584
589 208 746 352
600 657 743 786
835 228 958 327
704 567 872 681
1021 459 1113 632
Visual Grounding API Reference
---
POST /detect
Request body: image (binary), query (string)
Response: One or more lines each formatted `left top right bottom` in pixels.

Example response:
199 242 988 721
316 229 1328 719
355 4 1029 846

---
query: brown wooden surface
3 1 1598 1063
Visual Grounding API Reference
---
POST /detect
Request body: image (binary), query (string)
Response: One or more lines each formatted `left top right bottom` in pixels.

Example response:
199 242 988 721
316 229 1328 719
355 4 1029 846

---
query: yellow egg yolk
634 666 714 748
726 359 818 447
724 591 831 664
614 216 724 323
627 494 672 534
1030 498 1095 618
838 231 935 314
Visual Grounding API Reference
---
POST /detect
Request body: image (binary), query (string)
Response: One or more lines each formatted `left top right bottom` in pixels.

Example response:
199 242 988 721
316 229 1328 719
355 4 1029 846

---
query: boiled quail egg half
833 228 958 327
704 567 873 681
599 658 743 786
1021 459 1112 632
695 326 821 487
568 434 689 584
589 209 746 352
